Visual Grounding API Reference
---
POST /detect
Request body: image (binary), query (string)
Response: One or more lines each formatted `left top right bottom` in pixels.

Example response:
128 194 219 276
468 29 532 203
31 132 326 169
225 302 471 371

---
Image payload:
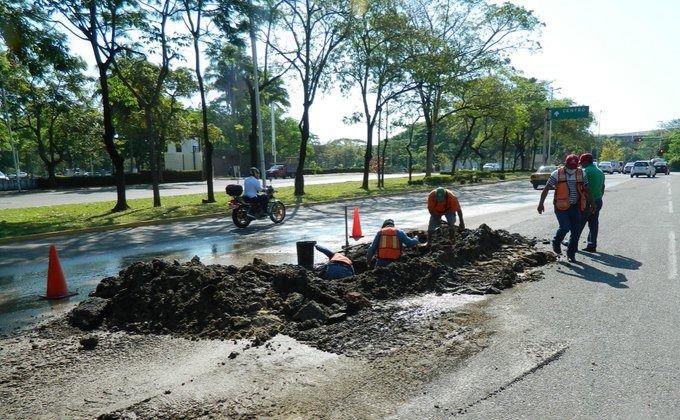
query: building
165 139 202 171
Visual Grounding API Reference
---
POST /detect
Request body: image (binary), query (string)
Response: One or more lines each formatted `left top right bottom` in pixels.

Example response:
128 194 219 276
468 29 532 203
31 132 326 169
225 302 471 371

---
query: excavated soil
68 224 555 354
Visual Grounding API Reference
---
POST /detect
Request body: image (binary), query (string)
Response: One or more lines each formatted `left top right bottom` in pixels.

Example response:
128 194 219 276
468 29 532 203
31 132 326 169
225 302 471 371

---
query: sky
65 0 680 143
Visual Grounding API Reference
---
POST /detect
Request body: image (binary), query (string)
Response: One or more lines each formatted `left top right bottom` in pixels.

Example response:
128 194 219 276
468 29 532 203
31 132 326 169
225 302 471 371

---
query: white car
482 162 501 171
597 161 613 174
0 171 9 181
630 160 656 178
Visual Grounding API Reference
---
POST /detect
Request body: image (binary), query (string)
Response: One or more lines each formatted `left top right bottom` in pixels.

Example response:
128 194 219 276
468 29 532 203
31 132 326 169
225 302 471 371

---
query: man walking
579 153 605 252
427 187 465 240
537 154 595 262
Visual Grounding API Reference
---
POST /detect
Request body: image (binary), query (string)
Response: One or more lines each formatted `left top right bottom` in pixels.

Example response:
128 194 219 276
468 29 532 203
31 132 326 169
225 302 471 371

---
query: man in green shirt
579 153 605 252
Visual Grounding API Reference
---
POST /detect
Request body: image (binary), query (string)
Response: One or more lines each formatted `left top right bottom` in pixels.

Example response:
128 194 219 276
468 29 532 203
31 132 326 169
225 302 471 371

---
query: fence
0 178 39 191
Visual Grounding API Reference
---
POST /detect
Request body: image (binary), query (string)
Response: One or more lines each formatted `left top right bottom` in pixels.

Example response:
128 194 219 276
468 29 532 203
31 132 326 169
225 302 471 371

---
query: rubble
68 224 555 352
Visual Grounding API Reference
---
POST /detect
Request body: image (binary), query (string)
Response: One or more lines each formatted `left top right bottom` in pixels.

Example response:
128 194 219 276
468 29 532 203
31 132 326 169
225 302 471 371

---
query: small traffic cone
42 245 76 300
351 207 363 240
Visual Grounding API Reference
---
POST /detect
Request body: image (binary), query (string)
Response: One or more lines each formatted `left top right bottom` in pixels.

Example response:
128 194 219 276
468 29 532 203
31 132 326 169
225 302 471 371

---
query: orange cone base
39 291 78 300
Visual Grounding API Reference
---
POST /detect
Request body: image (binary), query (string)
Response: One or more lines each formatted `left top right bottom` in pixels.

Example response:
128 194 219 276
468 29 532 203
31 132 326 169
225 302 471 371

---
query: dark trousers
584 198 603 247
554 205 584 257
244 195 268 213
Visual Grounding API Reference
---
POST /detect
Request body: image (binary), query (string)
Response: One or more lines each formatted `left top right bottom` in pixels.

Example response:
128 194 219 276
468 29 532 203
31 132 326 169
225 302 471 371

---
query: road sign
549 106 589 120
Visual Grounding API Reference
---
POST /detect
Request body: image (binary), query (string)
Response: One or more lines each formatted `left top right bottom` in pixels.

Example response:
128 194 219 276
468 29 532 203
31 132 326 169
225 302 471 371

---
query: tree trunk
145 108 161 207
451 118 477 174
407 122 414 183
98 65 128 211
294 105 310 196
361 121 372 190
248 83 258 168
194 35 215 203
500 127 509 172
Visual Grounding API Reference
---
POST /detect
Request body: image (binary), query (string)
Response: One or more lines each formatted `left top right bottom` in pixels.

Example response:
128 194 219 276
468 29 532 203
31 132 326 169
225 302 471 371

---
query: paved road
0 172 422 209
0 175 631 333
394 172 679 418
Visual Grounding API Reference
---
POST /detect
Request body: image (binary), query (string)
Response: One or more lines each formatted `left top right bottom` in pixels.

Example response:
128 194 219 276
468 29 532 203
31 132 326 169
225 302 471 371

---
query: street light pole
270 102 277 164
248 2 267 187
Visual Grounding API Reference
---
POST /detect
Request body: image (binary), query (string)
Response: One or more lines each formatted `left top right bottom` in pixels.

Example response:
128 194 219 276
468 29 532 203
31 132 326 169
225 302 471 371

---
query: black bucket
296 241 317 269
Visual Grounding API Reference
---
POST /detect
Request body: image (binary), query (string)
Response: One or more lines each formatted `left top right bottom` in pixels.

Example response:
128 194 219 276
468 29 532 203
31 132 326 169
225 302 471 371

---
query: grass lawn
0 172 530 240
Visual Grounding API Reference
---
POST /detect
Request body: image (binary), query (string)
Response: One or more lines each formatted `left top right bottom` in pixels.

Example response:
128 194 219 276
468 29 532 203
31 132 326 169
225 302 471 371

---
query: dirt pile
68 224 555 348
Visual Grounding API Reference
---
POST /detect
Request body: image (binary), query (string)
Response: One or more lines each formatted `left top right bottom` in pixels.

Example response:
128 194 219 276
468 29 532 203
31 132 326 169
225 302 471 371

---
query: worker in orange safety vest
314 244 355 279
537 154 595 262
427 187 465 240
366 219 421 267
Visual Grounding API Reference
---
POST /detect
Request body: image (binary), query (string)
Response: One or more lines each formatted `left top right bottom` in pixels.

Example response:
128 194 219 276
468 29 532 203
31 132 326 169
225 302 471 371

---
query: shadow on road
558 261 629 289
588 252 642 270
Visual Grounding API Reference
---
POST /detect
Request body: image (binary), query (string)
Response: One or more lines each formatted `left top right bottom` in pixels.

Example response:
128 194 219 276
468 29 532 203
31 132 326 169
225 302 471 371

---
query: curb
0 176 527 245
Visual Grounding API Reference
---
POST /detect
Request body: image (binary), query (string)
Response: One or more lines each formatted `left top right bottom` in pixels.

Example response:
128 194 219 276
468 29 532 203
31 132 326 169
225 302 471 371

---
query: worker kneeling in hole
366 219 421 267
427 187 465 241
315 245 355 279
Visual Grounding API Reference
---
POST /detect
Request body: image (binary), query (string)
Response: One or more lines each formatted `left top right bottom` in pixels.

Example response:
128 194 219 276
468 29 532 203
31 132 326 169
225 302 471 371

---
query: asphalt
394 172 679 418
0 172 422 209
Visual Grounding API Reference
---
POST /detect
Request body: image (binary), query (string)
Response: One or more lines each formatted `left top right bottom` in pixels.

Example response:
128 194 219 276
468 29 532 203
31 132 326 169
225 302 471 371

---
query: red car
266 164 288 178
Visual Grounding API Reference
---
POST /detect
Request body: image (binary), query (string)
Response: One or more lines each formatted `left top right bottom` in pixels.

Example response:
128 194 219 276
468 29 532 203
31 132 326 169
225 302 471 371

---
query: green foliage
598 138 624 161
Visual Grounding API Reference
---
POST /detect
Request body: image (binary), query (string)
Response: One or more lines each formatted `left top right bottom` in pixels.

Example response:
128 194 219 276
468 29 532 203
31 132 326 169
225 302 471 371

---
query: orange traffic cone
351 207 363 240
42 245 76 300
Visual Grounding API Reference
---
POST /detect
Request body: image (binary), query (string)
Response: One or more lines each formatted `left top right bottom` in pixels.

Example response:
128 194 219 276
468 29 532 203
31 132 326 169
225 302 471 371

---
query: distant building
165 139 202 171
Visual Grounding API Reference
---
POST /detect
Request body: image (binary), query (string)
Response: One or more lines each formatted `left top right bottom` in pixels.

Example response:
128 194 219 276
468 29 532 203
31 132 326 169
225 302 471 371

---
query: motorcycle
226 184 286 228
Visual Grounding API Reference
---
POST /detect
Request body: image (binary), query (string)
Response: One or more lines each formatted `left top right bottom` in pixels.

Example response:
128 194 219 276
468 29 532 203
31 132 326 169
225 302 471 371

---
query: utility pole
270 102 277 164
1 87 21 191
542 108 549 165
249 1 267 186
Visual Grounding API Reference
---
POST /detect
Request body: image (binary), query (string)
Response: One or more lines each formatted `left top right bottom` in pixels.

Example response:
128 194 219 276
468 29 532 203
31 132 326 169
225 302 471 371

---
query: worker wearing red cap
537 154 595 262
579 153 605 252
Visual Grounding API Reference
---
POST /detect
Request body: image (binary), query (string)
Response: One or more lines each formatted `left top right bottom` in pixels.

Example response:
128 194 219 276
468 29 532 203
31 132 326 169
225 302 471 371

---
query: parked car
482 162 501 171
530 165 557 190
651 158 670 175
597 161 613 174
630 160 656 178
0 171 9 181
609 161 623 173
623 161 634 174
266 164 290 178
9 171 28 178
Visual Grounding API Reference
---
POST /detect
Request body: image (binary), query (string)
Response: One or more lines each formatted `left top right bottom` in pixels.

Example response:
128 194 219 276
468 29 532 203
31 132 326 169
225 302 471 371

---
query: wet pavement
0 176 632 333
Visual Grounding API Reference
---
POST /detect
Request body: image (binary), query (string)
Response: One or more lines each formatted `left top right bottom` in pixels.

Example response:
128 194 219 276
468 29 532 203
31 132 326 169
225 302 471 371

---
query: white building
165 139 202 171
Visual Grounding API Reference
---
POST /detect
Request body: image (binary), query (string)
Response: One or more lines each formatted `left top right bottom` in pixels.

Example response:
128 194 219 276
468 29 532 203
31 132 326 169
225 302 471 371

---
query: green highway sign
549 106 589 120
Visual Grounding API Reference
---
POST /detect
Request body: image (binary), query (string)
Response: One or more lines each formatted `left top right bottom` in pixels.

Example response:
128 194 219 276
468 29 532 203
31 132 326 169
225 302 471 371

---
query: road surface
0 175 629 332
1 172 678 418
0 172 422 209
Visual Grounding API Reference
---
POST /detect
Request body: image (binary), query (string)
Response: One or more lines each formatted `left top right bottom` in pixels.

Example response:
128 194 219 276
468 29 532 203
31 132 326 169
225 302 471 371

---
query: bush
422 175 453 185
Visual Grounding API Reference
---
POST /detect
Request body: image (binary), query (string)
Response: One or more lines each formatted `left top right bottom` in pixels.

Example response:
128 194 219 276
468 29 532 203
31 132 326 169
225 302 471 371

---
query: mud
68 224 555 354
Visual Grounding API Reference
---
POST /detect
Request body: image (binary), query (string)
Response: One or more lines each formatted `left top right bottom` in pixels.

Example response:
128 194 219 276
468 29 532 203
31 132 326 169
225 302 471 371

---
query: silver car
630 160 656 178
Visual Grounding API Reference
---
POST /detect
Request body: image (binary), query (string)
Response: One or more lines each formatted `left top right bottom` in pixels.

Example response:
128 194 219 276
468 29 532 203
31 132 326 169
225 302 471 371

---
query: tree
45 0 143 211
598 138 624 162
183 0 248 202
268 0 350 196
337 0 414 189
112 0 183 207
404 0 540 176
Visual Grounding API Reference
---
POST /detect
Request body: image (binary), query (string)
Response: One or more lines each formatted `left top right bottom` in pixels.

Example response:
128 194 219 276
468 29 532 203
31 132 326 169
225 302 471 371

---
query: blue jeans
584 198 603 247
554 205 584 257
315 245 354 279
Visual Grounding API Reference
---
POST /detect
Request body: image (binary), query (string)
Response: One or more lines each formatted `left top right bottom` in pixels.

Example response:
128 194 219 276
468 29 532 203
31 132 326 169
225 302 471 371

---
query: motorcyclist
243 167 268 217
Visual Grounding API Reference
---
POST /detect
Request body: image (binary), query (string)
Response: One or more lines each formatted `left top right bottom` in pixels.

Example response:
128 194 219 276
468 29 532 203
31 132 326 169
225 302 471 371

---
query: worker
579 153 605 252
537 154 595 262
366 219 421 267
243 167 267 216
314 245 355 279
427 187 465 240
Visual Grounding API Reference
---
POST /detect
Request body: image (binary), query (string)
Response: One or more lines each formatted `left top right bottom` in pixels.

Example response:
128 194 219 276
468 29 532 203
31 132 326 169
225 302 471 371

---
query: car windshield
634 162 647 166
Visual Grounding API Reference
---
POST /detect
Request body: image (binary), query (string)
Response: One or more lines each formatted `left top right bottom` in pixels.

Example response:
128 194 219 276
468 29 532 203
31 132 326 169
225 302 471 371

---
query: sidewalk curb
0 176 526 245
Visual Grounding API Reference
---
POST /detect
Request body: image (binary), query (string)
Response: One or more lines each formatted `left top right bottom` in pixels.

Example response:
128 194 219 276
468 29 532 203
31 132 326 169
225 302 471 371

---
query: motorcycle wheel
269 201 286 224
232 206 251 228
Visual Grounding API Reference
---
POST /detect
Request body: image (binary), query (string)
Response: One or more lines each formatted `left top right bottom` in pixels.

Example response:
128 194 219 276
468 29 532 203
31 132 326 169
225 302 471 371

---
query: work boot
583 245 597 253
551 240 562 255
567 253 577 262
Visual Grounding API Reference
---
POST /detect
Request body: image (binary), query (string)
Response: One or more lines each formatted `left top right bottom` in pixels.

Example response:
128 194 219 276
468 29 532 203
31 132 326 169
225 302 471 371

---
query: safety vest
330 253 352 267
377 227 402 260
554 167 585 212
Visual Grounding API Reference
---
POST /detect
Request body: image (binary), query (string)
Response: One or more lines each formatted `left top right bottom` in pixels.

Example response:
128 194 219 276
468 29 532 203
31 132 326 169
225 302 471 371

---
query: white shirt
243 176 263 198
